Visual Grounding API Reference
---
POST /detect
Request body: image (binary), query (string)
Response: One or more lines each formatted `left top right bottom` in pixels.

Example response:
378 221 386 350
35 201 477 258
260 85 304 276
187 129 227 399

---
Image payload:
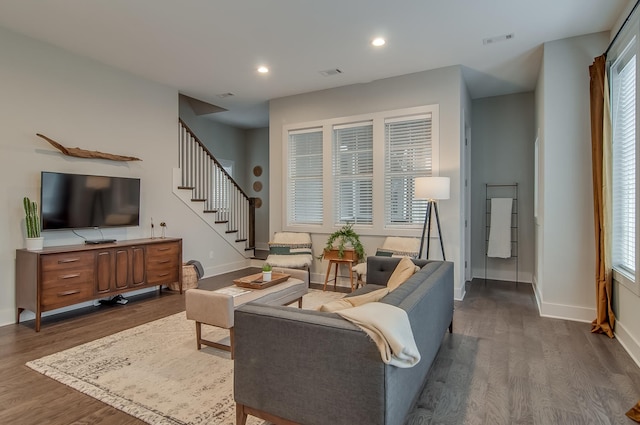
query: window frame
608 8 640 297
282 104 439 236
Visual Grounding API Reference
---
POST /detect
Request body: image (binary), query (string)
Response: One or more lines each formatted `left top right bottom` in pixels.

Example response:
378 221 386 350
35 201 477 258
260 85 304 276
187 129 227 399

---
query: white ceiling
0 0 631 128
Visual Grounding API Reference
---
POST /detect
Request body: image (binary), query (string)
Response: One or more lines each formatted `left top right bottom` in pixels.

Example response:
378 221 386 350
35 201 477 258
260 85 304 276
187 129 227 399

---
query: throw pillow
387 256 419 291
317 287 390 312
375 248 395 257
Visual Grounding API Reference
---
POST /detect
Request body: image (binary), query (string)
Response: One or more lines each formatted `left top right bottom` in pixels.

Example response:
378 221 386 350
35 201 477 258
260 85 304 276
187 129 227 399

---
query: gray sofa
234 257 454 425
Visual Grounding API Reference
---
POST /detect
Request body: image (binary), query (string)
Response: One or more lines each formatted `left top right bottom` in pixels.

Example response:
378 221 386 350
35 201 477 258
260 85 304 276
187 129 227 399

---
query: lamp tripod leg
433 202 445 261
419 201 430 259
426 201 433 259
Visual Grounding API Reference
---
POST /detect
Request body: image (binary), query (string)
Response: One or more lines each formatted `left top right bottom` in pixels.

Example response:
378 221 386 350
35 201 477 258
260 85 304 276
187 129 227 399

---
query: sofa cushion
367 257 428 286
387 257 419 291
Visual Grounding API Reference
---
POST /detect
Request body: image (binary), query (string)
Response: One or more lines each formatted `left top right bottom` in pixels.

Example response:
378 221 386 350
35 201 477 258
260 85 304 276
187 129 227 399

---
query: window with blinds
384 114 432 226
283 104 438 233
333 122 373 225
611 38 637 278
287 128 323 225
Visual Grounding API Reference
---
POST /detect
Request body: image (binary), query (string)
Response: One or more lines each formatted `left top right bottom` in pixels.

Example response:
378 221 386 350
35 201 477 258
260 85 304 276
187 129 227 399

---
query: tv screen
41 172 141 231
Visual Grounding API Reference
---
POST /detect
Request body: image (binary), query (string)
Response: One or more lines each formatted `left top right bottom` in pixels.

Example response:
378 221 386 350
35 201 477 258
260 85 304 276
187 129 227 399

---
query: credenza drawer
41 267 95 287
41 279 93 309
146 243 179 257
42 252 94 272
147 268 179 285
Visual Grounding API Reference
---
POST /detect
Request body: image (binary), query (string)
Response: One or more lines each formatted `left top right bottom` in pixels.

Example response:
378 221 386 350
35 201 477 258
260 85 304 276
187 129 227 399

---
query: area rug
26 289 344 425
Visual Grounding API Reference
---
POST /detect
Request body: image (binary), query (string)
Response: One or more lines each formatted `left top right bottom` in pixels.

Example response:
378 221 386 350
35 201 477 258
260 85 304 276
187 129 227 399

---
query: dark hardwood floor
1 274 638 424
406 279 640 425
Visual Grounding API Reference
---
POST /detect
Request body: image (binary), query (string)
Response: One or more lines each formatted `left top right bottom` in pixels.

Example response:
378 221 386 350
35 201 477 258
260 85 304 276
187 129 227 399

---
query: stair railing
178 119 255 249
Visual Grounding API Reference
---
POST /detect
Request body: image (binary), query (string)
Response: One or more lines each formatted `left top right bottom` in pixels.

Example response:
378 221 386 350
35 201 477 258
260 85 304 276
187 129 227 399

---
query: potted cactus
262 263 272 282
23 197 43 250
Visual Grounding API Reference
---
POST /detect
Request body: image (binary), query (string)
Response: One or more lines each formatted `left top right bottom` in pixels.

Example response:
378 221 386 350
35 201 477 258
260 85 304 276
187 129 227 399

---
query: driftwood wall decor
36 133 142 162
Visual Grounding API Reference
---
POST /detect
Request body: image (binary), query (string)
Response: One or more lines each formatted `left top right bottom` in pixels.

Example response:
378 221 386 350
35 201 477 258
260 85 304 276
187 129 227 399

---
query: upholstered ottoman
185 276 307 358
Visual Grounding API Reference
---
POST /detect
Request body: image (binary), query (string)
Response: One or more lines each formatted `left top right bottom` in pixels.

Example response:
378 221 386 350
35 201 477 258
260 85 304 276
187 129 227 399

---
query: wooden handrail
179 118 249 199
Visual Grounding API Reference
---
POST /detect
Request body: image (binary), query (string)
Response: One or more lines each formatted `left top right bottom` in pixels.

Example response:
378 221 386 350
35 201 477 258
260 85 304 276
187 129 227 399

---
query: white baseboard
615 320 640 369
529 276 596 323
455 283 466 301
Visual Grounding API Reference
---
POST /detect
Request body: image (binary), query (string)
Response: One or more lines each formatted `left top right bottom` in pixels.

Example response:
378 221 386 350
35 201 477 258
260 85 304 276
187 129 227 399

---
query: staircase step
235 238 247 243
203 210 218 213
225 230 238 234
215 220 228 224
191 198 206 202
177 186 194 190
245 246 255 251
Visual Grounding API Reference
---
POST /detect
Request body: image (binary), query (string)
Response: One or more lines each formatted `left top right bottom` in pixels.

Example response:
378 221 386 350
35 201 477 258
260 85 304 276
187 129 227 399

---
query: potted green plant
262 263 272 282
23 196 43 250
322 223 365 262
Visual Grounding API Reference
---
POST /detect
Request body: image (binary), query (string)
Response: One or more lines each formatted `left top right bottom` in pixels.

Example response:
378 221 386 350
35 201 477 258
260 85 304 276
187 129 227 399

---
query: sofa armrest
234 304 386 425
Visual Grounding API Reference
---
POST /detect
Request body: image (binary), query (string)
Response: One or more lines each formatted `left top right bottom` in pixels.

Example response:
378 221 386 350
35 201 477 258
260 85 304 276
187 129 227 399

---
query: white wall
471 93 535 283
535 32 608 322
0 27 246 327
269 67 465 298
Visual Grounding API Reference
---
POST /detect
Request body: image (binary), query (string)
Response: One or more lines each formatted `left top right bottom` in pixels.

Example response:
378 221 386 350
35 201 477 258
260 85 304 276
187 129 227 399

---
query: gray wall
245 128 270 249
269 66 466 298
471 93 535 283
0 26 248 326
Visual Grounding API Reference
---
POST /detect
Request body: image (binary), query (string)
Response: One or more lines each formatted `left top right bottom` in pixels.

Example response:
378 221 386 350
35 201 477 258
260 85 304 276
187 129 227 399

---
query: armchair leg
236 403 248 425
195 322 202 350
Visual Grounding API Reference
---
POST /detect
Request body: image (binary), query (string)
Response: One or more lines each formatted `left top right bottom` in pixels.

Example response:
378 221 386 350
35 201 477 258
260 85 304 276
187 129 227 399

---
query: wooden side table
322 248 358 292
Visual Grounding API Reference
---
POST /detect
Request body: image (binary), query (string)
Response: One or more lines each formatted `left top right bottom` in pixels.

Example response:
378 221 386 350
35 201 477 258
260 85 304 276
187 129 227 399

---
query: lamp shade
415 176 450 200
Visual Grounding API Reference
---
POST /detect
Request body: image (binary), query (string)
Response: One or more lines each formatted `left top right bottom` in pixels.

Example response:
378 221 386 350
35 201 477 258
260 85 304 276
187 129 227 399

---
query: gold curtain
589 55 616 338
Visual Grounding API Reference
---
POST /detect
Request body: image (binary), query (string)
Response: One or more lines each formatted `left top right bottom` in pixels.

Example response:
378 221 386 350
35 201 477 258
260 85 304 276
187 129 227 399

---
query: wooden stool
323 259 355 292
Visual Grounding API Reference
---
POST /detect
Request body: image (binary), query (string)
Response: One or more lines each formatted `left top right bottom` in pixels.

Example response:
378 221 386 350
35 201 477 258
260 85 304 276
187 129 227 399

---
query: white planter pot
26 237 44 251
262 271 272 282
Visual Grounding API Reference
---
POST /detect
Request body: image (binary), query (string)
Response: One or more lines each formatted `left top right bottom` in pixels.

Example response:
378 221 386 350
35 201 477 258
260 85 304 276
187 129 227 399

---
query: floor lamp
415 176 450 260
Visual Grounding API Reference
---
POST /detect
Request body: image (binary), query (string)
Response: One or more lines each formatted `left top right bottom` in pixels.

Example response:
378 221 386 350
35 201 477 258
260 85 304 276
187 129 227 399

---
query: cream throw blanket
336 302 421 368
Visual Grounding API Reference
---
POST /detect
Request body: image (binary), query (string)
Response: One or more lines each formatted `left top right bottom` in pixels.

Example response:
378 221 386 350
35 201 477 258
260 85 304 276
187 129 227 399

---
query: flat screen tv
41 171 141 231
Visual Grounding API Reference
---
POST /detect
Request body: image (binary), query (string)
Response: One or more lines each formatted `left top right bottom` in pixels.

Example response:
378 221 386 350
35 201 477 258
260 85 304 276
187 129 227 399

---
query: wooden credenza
15 237 182 332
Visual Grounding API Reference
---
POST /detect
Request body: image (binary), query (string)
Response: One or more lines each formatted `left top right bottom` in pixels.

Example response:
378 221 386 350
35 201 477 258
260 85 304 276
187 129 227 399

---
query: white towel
336 302 420 368
487 198 512 258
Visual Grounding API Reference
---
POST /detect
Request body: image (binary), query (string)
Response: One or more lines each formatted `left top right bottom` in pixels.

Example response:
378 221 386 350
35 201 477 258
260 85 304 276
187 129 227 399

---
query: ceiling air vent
483 33 515 45
319 68 343 77
216 92 234 98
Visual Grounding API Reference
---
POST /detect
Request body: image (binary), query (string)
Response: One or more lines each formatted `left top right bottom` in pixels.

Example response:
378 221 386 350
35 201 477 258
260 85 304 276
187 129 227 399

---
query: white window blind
333 122 373 225
288 128 323 225
384 114 432 226
611 40 637 277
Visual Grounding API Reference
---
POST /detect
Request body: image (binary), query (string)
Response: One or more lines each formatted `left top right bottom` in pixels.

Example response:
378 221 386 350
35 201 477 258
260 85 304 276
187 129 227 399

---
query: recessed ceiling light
257 66 269 73
371 37 386 47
